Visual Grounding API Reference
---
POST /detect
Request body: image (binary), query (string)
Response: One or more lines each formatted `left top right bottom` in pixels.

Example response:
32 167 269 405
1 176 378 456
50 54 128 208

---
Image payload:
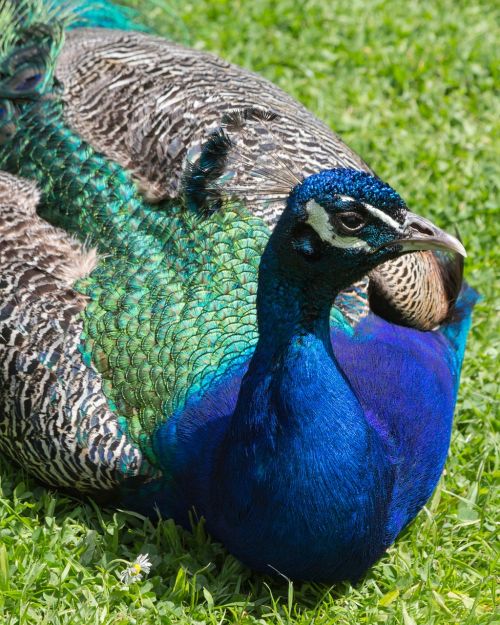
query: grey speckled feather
54 27 459 330
0 171 148 492
56 28 368 204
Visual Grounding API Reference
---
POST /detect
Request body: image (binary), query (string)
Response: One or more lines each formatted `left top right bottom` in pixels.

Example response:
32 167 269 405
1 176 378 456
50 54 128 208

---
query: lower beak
380 212 467 257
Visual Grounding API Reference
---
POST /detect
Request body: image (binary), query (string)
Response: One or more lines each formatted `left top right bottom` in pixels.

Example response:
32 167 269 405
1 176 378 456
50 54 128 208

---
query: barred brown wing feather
0 171 151 491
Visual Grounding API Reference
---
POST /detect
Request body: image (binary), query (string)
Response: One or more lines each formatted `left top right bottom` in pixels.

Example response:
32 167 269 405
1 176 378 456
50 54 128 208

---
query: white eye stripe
328 235 371 250
361 202 403 231
336 195 404 231
304 200 371 251
337 194 355 203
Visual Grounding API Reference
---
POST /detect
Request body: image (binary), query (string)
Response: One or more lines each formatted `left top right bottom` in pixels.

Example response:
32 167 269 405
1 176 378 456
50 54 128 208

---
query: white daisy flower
118 553 152 584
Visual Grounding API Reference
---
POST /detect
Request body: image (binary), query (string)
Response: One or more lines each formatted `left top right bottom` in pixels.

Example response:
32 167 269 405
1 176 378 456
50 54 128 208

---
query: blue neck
235 242 337 432
255 242 335 353
206 238 393 579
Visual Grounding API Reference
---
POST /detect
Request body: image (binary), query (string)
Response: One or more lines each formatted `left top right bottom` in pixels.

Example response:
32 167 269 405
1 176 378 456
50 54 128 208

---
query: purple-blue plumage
141 288 475 581
332 283 478 542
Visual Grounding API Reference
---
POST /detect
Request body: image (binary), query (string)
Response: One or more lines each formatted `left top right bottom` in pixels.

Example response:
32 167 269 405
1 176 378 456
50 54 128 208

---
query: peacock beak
380 212 467 257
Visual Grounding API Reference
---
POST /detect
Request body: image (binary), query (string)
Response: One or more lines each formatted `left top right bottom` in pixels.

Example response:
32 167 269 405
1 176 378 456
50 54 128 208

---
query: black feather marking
183 127 234 217
182 106 302 217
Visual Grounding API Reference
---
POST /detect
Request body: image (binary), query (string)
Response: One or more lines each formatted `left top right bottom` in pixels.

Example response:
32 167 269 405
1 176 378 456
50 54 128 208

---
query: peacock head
270 168 465 294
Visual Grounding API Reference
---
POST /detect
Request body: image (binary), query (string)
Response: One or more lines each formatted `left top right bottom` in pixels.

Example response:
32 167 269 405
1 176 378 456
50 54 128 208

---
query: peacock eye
13 68 43 93
335 211 366 234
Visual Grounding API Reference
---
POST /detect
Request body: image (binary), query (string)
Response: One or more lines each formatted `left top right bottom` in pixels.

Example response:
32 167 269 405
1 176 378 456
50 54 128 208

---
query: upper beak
378 211 467 257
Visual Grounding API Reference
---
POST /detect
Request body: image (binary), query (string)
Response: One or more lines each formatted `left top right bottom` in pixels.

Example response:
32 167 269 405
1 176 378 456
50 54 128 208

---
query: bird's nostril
410 221 435 237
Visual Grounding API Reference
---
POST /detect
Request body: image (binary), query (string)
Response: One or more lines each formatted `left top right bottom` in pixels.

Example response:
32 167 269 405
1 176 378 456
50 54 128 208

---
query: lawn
0 0 498 623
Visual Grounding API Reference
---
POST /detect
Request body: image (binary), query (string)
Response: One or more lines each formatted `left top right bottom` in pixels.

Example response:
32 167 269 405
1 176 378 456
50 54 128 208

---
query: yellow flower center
132 563 142 575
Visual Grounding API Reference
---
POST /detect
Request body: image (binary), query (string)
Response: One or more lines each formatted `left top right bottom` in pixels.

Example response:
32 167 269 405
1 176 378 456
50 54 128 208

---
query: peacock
0 0 478 582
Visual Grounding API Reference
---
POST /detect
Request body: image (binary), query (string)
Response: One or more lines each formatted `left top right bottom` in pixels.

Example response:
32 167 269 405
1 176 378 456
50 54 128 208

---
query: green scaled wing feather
78 203 267 461
0 100 268 469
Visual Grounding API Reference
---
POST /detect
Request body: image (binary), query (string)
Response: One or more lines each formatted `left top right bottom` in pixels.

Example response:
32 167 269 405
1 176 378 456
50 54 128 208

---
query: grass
0 0 498 622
